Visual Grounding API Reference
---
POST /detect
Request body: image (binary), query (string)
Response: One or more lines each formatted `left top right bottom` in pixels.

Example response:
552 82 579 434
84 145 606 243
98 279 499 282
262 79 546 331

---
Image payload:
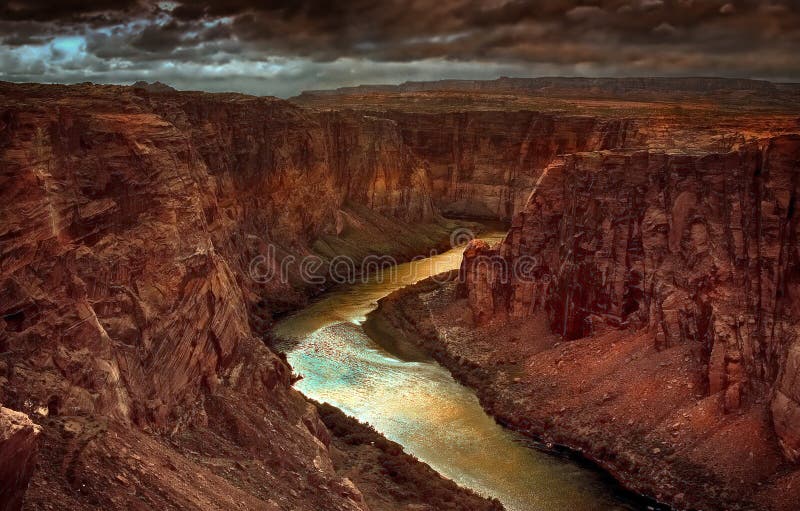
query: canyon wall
295 82 799 224
378 111 637 220
460 135 800 460
2 78 799 509
0 82 471 510
142 92 441 316
0 83 440 427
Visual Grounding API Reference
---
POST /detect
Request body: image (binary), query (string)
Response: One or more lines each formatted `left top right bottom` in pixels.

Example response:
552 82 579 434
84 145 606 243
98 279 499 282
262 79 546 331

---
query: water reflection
274 231 645 511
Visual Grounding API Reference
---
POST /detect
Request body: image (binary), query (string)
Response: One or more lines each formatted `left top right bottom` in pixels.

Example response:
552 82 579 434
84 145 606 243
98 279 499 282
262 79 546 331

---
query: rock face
377 111 637 220
294 78 800 223
0 82 440 426
0 407 40 511
2 77 799 509
461 136 800 460
0 82 478 510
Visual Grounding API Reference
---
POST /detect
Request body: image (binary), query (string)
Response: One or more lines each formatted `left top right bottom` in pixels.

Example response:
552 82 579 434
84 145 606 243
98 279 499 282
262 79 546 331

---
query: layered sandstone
295 79 799 223
0 81 446 426
453 136 800 508
369 111 636 220
2 76 799 510
0 82 490 510
461 137 800 414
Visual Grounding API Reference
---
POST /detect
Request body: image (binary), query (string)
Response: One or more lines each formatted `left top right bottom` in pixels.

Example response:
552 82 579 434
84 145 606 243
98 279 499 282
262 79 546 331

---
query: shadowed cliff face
375 111 638 220
460 136 800 462
295 83 800 223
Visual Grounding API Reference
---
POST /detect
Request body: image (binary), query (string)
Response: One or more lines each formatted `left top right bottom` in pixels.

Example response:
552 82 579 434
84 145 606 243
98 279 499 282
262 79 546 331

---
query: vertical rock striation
379 111 639 220
461 135 800 459
0 82 451 510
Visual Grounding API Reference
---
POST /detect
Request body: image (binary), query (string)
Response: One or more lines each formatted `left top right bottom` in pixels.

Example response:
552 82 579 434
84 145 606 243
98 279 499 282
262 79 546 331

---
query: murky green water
274 231 648 511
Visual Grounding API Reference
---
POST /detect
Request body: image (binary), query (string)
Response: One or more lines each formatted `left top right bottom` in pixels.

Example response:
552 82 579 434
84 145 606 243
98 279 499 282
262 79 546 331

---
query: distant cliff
295 76 800 110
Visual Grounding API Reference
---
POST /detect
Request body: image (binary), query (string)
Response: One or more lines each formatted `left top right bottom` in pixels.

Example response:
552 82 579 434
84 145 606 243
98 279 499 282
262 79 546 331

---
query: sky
0 0 798 98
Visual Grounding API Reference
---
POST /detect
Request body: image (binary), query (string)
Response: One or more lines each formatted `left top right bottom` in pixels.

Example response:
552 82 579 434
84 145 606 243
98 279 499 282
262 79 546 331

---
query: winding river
274 229 648 511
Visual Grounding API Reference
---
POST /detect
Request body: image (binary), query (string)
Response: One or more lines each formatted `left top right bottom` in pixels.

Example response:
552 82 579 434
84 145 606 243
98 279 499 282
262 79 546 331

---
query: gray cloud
0 0 798 97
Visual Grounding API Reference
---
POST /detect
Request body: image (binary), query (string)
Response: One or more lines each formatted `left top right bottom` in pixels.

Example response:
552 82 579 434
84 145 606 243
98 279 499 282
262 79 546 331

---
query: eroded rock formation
0 407 40 511
0 82 483 510
2 77 799 510
375 111 637 220
460 136 800 461
295 79 799 223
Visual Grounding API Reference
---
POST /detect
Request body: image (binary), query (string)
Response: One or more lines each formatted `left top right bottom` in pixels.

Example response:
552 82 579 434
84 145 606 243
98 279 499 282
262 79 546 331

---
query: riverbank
20 221 505 511
277 227 662 511
314 401 504 511
364 272 800 511
256 205 486 321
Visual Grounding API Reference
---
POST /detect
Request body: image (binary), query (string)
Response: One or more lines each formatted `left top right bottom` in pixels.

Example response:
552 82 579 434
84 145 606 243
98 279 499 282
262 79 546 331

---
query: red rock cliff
0 407 39 511
461 135 800 461
376 111 638 220
0 82 450 511
2 78 798 509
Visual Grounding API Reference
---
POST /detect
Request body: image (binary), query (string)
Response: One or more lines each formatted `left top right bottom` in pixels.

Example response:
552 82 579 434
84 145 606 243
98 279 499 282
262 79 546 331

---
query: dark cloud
171 0 800 67
131 20 187 53
0 0 141 22
0 20 54 45
0 0 798 97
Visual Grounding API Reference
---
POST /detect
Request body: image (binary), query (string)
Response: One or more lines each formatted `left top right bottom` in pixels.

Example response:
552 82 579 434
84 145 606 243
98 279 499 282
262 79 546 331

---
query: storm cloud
0 0 798 97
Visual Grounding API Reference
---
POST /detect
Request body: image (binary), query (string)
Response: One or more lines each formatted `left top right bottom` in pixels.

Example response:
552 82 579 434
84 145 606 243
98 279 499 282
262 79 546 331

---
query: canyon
0 81 496 511
345 80 800 509
0 77 799 510
448 138 800 509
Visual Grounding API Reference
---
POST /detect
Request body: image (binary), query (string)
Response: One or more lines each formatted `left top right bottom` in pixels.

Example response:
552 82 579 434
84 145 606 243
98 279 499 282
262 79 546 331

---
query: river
273 229 650 511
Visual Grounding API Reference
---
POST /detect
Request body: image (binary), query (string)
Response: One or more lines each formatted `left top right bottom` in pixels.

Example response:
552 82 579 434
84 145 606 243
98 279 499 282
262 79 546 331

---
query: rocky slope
314 402 502 511
366 276 796 510
2 77 799 510
445 135 800 508
0 407 40 511
0 82 494 510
